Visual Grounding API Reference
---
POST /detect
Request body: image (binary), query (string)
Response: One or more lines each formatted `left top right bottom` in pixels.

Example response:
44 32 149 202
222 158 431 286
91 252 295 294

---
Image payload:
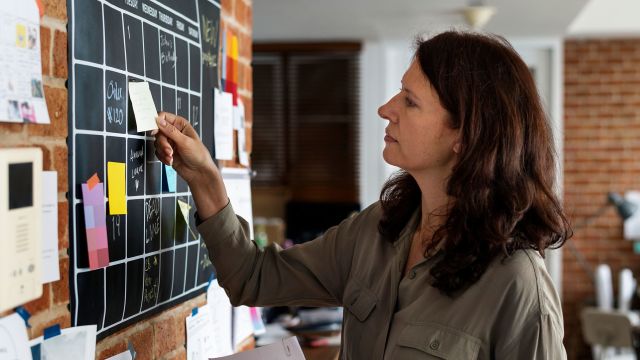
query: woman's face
378 60 460 177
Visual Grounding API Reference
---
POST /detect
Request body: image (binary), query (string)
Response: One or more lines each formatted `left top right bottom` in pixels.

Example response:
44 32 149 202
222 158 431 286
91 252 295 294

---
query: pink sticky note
82 183 104 206
81 182 110 269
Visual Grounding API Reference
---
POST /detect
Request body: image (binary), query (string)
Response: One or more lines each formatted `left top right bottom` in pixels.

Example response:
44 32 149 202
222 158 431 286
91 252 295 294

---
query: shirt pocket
393 322 481 360
342 279 378 358
344 279 377 322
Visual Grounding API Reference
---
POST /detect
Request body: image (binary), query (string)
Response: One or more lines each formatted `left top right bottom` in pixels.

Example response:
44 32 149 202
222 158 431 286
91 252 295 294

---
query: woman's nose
378 102 390 121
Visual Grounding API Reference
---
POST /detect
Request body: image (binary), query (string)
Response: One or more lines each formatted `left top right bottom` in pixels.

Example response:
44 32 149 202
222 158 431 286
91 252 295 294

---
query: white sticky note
41 171 60 284
0 313 31 360
206 279 234 357
214 90 234 160
186 306 217 360
129 82 159 132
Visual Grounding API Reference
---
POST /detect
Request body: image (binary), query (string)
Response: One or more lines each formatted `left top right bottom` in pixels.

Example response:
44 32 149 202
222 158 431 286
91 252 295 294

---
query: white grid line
70 0 218 335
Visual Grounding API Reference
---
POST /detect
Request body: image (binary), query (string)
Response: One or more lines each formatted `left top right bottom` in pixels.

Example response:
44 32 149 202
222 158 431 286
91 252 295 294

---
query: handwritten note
128 81 159 132
107 162 127 215
82 180 109 269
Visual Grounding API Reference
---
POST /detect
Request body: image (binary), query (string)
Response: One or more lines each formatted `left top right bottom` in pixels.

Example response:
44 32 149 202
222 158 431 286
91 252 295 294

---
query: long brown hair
378 31 571 295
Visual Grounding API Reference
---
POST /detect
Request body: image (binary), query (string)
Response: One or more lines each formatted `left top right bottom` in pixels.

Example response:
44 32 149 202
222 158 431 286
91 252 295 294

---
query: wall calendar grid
68 0 220 339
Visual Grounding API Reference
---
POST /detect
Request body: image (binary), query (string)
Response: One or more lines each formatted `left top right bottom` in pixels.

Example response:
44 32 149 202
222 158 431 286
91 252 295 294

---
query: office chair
581 307 638 360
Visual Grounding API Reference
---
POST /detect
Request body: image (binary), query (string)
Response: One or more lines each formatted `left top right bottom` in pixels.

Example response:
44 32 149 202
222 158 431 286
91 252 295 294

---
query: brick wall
0 0 252 358
563 38 640 359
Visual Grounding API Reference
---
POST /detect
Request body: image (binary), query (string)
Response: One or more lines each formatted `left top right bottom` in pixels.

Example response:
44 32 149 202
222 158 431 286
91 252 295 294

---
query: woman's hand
153 112 214 184
153 112 228 219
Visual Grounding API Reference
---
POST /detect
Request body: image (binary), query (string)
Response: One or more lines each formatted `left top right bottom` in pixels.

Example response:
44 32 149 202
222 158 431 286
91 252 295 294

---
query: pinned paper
129 81 159 132
41 325 97 360
81 180 110 269
107 162 127 215
206 279 233 357
162 165 177 193
87 173 99 190
234 100 249 167
41 171 60 283
186 306 217 360
0 313 31 360
233 306 254 349
214 89 234 160
106 350 133 360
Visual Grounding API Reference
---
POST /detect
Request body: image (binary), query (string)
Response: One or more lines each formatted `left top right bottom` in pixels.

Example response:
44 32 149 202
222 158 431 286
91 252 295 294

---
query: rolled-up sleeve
196 202 362 308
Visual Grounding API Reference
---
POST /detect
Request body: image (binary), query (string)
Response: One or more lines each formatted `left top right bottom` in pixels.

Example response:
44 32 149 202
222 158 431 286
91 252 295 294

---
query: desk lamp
567 192 638 280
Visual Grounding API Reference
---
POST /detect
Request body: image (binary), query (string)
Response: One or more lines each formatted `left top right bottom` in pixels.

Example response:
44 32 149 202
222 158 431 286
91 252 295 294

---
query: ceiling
253 0 589 42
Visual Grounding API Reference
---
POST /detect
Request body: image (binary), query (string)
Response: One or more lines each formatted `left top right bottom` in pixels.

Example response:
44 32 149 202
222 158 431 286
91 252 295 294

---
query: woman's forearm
188 164 229 220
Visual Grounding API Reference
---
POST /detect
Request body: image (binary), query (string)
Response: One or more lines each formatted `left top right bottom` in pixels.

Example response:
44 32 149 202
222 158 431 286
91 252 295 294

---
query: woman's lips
384 134 397 143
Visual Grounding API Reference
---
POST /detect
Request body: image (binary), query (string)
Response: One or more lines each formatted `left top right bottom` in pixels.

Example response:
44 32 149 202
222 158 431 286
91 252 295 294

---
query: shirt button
430 340 440 350
408 270 416 279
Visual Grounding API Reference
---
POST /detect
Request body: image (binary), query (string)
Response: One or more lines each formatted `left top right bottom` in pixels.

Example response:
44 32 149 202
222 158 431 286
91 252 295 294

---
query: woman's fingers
157 112 198 139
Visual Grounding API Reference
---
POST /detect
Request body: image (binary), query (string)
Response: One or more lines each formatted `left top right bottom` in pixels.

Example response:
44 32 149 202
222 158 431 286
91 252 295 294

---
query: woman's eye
404 97 416 107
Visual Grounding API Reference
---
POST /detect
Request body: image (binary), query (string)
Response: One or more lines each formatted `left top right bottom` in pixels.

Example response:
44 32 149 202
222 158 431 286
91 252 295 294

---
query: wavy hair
378 31 571 296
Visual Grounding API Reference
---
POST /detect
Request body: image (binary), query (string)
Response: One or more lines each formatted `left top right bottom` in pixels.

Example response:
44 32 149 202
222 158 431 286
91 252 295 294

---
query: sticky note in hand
129 81 159 132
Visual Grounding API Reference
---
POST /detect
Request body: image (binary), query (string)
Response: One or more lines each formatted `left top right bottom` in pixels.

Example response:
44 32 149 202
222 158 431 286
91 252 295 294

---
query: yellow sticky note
107 162 127 215
177 199 197 238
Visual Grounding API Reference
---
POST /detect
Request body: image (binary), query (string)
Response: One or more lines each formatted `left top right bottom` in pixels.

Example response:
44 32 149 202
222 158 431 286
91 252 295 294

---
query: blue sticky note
43 324 61 339
163 165 177 193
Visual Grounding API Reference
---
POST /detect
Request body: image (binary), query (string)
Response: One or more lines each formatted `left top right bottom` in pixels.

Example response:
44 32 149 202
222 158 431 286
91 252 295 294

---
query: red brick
51 257 69 305
164 347 187 360
42 0 67 20
53 30 68 79
235 0 247 25
96 339 128 360
130 325 154 360
30 310 71 339
0 123 25 135
23 284 51 314
153 308 185 358
27 86 67 137
221 0 235 18
40 26 51 76
53 144 68 191
58 201 69 249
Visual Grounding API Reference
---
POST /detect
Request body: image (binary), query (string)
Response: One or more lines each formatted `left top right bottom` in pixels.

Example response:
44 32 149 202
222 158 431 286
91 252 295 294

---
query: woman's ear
453 142 462 154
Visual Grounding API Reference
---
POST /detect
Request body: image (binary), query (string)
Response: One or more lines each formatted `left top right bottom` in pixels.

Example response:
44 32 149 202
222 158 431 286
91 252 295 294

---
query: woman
153 31 570 359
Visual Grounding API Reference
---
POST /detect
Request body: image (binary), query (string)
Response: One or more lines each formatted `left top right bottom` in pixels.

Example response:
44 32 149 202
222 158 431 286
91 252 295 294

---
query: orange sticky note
87 173 100 190
107 162 127 215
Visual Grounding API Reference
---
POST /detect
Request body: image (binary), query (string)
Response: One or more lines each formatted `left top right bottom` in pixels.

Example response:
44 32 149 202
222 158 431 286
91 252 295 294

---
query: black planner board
68 0 220 338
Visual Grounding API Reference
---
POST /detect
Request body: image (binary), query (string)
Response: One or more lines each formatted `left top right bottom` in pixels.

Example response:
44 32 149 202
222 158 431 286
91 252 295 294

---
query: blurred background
248 0 640 359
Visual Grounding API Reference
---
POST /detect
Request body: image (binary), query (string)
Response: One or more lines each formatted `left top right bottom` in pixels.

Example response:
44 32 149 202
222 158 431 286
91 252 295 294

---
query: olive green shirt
197 201 567 359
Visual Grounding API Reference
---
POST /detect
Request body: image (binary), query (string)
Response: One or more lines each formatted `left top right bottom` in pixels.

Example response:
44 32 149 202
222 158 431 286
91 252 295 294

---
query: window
253 44 360 204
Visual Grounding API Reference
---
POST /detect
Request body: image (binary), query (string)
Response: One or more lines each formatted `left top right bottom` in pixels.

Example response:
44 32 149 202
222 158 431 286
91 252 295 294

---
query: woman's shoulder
487 249 562 317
